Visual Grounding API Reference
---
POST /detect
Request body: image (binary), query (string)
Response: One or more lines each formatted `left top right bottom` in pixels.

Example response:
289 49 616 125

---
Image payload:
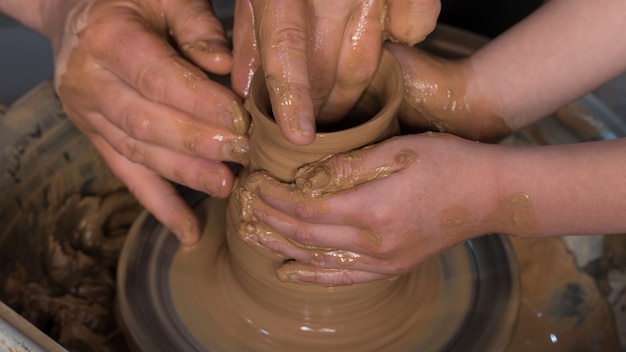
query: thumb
231 0 260 99
164 0 233 75
294 138 417 198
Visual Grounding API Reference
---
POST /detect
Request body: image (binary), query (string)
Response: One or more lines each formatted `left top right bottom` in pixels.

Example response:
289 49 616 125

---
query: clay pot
219 50 420 350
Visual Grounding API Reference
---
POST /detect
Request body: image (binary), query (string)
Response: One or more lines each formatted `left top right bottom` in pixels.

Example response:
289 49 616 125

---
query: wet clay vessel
118 33 520 352
164 51 516 351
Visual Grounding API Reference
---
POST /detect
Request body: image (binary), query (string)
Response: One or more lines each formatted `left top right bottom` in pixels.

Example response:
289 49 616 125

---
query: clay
167 51 515 351
246 52 402 182
291 147 418 199
2 190 141 352
506 236 619 351
170 198 478 351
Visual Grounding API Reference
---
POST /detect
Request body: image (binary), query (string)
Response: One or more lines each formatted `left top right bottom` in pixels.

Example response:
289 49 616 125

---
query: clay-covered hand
51 0 250 244
385 42 512 142
231 0 440 145
244 133 502 285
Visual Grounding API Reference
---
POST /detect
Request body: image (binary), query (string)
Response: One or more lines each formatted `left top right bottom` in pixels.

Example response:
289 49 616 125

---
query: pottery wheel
116 24 626 351
116 25 524 352
117 188 519 351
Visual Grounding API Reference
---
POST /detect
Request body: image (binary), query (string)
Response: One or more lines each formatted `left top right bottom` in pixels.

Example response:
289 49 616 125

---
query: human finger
240 220 379 272
77 108 234 197
89 134 201 245
252 190 382 253
231 0 260 99
384 0 441 46
88 73 248 165
303 0 349 120
80 7 248 132
318 0 385 122
277 261 389 285
252 0 316 145
163 0 233 74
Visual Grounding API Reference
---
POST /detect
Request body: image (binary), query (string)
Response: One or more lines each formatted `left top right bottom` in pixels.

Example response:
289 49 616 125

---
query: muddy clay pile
2 24 625 351
0 82 142 351
1 191 140 351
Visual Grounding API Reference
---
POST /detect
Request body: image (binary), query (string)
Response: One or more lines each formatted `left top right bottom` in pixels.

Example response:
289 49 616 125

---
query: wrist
389 43 512 142
415 133 503 242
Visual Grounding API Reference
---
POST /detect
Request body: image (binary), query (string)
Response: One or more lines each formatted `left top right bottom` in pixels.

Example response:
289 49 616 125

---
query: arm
244 134 626 285
387 0 626 140
494 138 626 238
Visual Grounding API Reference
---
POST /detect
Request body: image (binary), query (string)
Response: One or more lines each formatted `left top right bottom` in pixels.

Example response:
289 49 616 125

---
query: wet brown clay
167 51 511 351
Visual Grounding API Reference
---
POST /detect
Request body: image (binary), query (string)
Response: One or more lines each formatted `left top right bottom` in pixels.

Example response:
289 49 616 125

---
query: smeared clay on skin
181 39 225 55
440 205 471 228
172 57 209 89
315 250 362 266
396 51 511 142
294 148 417 198
238 221 288 254
505 193 539 233
223 135 249 164
265 76 310 136
225 99 251 135
219 100 251 164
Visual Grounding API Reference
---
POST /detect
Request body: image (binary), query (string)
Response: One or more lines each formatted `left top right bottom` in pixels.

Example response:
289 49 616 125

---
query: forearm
468 0 626 131
0 0 80 40
494 138 626 238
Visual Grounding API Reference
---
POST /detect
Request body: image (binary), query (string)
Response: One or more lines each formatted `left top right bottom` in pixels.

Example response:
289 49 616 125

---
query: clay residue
440 205 471 228
181 39 227 56
294 148 417 198
505 193 538 232
506 236 619 351
486 193 540 237
2 191 141 352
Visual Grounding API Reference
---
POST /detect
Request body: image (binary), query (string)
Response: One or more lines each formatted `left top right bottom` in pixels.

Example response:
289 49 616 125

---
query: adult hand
240 133 502 285
231 0 440 145
52 0 250 244
386 42 512 142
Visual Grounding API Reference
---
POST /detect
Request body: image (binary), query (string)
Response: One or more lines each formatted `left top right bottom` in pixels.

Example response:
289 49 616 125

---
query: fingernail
199 167 232 198
277 270 297 282
298 113 315 137
226 100 251 135
238 221 274 247
227 136 249 165
216 101 250 137
233 187 255 221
